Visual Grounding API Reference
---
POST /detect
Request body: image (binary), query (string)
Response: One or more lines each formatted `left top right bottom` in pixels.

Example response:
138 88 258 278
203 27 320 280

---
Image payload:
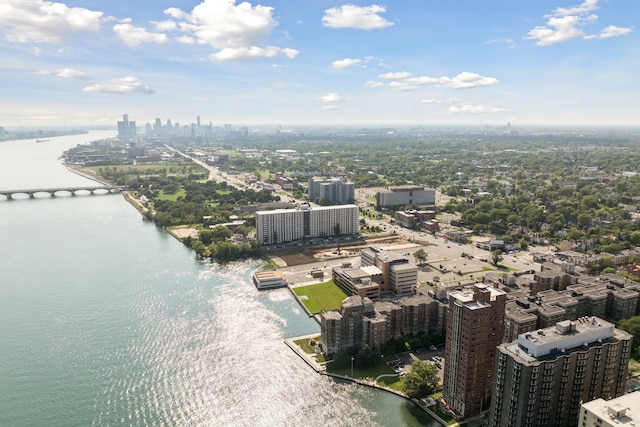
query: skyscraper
441 284 506 419
117 114 136 139
489 317 632 427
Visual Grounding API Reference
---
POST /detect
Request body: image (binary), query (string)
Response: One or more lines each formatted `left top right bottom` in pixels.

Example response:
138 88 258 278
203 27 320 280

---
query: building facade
117 114 137 139
320 294 442 355
442 284 507 419
360 247 418 295
489 318 632 427
376 186 435 209
255 204 358 245
308 177 355 205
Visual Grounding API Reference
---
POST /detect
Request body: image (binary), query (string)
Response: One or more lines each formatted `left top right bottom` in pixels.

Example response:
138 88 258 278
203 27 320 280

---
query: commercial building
252 270 287 290
489 317 632 427
376 186 435 209
255 204 358 245
307 177 355 205
117 114 137 140
580 391 640 426
442 284 507 420
360 247 418 296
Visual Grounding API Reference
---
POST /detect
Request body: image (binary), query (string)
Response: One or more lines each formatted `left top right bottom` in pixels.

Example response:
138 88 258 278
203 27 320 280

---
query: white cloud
422 98 458 104
0 0 102 43
444 104 508 114
437 72 499 89
404 76 439 85
210 46 298 61
332 58 362 69
553 0 599 16
176 35 198 44
379 71 412 80
398 72 498 89
318 92 351 103
322 105 340 111
82 76 155 94
56 68 92 80
588 25 634 39
389 81 417 91
364 80 385 88
152 20 178 32
322 4 393 30
165 0 296 61
113 23 168 47
526 0 632 46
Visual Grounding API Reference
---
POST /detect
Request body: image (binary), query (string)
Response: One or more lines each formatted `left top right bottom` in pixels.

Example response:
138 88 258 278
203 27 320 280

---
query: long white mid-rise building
256 204 359 245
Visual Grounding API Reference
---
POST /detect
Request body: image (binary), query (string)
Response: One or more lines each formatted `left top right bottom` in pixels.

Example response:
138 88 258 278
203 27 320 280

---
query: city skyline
0 0 637 128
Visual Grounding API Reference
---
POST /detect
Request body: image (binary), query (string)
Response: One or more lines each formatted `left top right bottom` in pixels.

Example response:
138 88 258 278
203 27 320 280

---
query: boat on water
35 139 50 143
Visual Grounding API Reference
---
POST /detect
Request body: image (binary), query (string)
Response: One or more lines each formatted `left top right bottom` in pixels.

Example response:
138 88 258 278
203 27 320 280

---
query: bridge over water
0 185 126 200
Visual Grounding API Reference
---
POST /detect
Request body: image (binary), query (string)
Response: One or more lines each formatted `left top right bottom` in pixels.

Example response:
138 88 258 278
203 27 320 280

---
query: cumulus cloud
0 0 102 43
437 72 498 89
332 58 362 69
164 0 297 61
55 68 92 80
587 25 634 39
443 104 508 114
82 76 155 94
113 23 168 47
379 71 412 80
526 0 632 46
211 46 298 61
322 4 393 30
318 92 352 103
368 72 498 90
364 80 385 88
152 20 178 32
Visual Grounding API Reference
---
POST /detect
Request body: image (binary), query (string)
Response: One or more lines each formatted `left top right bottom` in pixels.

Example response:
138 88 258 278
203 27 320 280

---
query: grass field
158 188 186 201
292 280 349 314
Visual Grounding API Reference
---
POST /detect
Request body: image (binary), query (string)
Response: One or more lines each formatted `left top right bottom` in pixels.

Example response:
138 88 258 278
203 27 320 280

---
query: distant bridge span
0 185 127 200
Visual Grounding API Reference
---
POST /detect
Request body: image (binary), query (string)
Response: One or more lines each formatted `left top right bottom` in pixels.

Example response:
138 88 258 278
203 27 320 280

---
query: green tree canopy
617 316 640 360
413 248 428 265
401 360 439 399
491 249 503 266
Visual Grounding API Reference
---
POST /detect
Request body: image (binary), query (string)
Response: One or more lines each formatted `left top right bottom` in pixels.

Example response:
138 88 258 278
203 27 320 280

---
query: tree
491 249 503 267
401 360 439 399
617 316 640 360
413 248 428 266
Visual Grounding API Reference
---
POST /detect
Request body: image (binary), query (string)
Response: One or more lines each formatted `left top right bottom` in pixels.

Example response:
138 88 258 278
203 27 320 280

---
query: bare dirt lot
275 235 410 267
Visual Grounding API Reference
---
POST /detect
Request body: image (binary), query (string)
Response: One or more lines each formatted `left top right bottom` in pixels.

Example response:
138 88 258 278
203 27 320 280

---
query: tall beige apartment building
442 284 507 419
489 317 632 427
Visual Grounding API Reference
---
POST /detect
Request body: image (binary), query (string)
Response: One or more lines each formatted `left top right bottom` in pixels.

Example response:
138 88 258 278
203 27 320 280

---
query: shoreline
283 333 450 426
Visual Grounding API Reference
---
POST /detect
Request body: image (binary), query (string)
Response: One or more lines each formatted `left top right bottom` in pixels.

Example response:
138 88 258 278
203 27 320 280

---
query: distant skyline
0 0 637 128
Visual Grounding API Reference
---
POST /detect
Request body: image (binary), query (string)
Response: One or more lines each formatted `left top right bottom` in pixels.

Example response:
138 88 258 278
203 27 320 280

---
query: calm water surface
0 132 440 426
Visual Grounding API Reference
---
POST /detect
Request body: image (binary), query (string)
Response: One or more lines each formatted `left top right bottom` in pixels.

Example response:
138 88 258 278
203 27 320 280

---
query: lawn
292 280 349 314
294 336 320 354
158 188 186 201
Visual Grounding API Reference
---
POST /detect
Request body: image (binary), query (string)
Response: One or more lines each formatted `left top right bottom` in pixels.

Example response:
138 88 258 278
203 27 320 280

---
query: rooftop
581 391 640 426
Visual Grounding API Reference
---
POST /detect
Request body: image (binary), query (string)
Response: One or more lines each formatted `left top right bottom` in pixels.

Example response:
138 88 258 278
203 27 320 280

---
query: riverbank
283 333 451 426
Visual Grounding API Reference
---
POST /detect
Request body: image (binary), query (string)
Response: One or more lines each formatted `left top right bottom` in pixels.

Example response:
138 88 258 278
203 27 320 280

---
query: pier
0 185 126 200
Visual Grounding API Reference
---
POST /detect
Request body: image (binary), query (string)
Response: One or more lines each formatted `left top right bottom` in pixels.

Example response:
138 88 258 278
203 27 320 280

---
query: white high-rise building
256 204 358 245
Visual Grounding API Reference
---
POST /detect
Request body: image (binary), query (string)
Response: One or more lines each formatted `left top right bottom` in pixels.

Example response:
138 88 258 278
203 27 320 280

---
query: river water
0 132 440 426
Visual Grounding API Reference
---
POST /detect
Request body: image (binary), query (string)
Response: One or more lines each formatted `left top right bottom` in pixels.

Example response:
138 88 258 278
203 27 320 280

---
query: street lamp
351 356 354 377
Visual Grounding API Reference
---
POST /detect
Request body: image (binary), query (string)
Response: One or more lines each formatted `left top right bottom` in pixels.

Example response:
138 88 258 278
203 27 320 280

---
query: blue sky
0 0 637 128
